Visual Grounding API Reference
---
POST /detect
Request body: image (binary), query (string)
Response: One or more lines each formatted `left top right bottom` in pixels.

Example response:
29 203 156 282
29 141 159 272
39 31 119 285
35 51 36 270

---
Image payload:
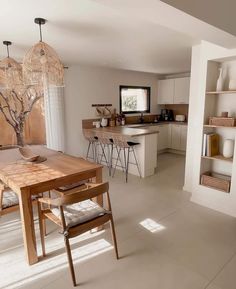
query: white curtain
44 86 65 152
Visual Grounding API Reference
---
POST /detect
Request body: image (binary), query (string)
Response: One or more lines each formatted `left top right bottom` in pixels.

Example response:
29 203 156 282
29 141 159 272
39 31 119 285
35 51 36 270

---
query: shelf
206 91 236 94
204 124 236 129
200 184 230 193
201 155 233 162
200 171 231 193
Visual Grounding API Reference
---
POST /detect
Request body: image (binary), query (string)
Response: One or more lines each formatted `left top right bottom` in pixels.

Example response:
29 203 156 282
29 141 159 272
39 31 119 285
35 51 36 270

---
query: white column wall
184 41 236 217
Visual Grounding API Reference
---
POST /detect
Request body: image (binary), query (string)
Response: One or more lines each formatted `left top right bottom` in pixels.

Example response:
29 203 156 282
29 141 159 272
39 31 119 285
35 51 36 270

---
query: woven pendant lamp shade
0 68 5 87
0 57 23 89
23 41 64 87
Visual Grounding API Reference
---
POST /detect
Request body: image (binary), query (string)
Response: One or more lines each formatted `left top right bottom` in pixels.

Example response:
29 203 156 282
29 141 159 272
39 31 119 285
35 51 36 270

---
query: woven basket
209 117 236 127
200 171 231 193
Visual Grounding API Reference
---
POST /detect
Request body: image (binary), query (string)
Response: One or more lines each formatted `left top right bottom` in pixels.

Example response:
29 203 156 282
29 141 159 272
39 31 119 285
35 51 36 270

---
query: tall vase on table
216 68 225 92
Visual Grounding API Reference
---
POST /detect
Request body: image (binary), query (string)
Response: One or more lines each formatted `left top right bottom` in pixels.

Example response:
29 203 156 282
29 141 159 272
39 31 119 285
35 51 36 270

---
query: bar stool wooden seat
37 182 119 287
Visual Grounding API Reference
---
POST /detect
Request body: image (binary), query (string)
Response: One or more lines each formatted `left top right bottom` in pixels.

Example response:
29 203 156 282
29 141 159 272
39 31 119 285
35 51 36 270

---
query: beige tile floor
1 153 236 289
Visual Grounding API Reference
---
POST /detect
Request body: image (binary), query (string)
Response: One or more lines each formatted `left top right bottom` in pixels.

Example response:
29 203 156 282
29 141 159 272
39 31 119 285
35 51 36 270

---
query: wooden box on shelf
200 171 231 193
209 117 236 127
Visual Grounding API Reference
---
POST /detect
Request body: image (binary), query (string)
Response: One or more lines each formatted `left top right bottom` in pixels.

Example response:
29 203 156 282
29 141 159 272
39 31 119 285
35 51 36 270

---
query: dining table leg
19 188 38 265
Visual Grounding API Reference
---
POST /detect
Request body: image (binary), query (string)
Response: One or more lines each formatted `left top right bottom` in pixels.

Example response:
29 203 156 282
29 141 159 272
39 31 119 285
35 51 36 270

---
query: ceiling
0 0 235 74
161 0 236 37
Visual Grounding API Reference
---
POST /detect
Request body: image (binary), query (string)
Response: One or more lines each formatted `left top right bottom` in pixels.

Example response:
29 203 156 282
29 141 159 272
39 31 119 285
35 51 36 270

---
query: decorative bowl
19 147 39 162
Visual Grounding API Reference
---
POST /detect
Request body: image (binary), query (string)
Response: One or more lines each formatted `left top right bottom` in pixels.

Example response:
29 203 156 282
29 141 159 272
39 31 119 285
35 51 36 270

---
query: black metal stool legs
113 145 141 182
99 143 109 166
125 147 129 183
86 141 97 162
131 147 141 178
109 144 114 176
86 141 92 159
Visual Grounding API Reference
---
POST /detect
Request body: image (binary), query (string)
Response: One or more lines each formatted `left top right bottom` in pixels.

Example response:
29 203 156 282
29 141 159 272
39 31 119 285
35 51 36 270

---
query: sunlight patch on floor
139 218 165 233
1 238 113 289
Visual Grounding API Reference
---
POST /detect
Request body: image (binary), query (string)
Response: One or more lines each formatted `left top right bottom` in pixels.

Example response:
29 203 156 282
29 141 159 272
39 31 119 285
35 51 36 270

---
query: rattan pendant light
0 41 23 89
0 66 5 88
23 18 64 87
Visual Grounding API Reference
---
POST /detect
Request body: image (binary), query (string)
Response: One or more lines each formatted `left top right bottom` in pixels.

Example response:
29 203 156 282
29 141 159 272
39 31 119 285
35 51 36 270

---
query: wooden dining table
0 145 103 265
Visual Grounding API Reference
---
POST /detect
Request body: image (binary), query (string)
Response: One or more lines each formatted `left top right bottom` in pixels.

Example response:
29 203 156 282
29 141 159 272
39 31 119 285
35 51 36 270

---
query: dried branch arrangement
0 18 64 147
0 85 43 146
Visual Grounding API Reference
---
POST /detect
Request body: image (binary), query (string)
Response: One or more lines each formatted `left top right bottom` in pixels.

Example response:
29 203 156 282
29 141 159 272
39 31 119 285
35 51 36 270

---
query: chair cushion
2 189 19 209
57 181 88 192
51 200 107 228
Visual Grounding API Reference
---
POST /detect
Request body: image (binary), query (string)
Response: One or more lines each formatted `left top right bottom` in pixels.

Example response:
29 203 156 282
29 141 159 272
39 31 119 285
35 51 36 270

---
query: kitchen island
88 126 159 178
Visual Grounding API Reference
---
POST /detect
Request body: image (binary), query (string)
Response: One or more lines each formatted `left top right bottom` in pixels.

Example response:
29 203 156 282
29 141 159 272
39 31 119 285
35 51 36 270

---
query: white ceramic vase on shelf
216 68 224 92
223 139 234 158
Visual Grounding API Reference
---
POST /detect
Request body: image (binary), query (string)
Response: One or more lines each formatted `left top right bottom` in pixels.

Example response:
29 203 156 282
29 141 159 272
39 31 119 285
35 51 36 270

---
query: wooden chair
0 146 43 216
0 181 20 216
0 181 41 216
37 182 119 286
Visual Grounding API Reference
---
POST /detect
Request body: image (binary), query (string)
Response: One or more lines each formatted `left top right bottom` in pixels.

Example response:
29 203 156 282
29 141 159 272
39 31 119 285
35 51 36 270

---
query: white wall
64 65 159 157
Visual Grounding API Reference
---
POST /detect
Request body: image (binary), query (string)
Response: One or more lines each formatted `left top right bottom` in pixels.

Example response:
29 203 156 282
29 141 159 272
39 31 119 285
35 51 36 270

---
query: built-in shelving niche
200 59 236 193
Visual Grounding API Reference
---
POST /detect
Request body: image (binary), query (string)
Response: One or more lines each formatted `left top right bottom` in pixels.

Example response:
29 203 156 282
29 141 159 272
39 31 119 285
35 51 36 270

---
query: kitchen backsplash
161 104 189 121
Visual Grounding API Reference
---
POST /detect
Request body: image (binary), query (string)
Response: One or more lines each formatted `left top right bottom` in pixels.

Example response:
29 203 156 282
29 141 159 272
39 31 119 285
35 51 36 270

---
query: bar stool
83 129 98 162
112 135 141 182
95 132 114 176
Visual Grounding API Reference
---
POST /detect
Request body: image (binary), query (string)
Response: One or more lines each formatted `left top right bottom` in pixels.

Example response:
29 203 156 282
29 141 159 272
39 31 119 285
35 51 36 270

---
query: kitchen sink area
127 121 187 128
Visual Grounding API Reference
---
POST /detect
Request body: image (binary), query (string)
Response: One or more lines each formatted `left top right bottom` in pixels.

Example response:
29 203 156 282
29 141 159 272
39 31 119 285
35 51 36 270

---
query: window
119 86 151 114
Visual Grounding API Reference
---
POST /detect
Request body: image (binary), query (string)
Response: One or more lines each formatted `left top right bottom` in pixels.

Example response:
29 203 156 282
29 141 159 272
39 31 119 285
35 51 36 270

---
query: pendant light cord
3 41 12 57
39 23 43 42
6 44 9 57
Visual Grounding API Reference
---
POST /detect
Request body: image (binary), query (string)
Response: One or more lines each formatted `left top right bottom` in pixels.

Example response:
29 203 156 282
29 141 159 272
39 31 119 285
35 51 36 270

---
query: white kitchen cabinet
158 79 174 104
170 124 188 151
171 124 181 150
158 77 190 105
149 123 187 153
180 125 188 151
174 77 190 104
157 124 170 151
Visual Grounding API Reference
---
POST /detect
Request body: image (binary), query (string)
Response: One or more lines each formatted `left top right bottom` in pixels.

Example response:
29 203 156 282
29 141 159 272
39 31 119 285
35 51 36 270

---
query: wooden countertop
89 126 159 137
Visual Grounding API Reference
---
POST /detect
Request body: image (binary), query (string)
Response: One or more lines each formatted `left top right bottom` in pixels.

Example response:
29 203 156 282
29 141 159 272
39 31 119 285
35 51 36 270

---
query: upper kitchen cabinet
174 77 190 104
157 77 190 104
157 79 174 104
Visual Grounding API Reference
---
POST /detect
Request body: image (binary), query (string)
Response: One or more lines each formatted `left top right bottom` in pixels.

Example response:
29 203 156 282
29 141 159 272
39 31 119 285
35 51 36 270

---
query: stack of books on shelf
202 133 219 157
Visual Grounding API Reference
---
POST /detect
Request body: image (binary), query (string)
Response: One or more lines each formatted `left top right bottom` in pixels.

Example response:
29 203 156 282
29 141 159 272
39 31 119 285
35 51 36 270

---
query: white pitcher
101 118 108 127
